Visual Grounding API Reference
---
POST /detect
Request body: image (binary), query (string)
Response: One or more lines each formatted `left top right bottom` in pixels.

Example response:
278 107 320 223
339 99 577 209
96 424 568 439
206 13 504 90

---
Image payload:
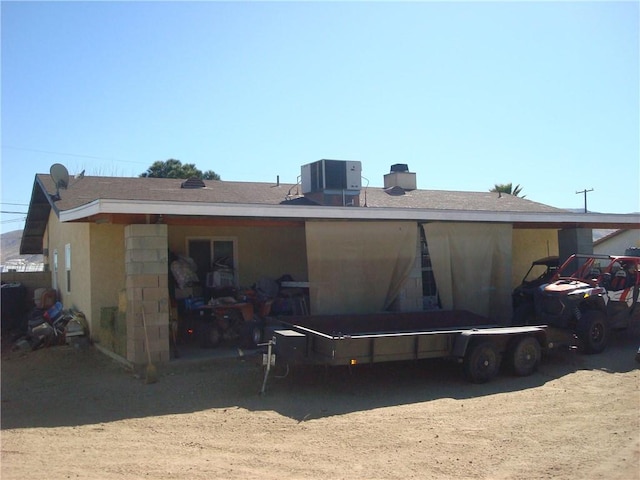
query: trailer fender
452 326 548 358
452 331 475 358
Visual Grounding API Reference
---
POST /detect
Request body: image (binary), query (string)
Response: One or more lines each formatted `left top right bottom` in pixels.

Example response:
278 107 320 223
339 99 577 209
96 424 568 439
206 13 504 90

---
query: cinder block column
124 224 170 366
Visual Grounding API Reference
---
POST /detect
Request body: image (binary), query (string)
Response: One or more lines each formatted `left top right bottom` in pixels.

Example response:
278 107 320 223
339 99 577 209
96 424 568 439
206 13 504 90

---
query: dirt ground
1 327 639 480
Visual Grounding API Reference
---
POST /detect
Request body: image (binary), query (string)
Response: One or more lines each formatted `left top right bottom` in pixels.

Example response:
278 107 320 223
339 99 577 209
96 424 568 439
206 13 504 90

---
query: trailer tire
239 320 262 349
577 310 608 354
507 336 541 376
463 340 501 383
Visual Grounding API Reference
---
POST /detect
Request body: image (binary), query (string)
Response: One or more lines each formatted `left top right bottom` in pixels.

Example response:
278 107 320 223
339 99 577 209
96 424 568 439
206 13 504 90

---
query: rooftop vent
181 177 206 189
390 163 409 173
384 164 416 190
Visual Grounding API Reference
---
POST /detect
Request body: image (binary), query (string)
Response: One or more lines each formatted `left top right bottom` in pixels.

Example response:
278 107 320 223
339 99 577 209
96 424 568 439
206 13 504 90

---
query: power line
0 202 29 206
1 145 148 165
1 217 26 224
0 211 28 214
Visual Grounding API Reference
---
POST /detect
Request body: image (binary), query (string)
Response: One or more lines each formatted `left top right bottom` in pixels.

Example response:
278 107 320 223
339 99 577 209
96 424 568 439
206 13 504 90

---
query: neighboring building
593 229 640 256
0 230 44 272
21 160 640 366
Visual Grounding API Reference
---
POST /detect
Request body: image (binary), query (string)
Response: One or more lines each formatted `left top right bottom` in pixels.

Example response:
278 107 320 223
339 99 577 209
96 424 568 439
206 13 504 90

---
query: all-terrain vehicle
533 254 640 353
512 256 560 325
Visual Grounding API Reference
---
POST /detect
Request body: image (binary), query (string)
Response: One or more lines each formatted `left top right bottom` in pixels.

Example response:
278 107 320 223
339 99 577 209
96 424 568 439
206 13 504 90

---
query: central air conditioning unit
301 159 362 194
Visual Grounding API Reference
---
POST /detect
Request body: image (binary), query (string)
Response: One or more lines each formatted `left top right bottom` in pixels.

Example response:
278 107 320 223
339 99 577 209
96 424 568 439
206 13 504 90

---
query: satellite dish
49 163 70 201
50 163 69 190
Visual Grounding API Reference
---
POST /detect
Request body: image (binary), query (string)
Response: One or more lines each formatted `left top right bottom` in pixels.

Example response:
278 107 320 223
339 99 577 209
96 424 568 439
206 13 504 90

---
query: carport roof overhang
60 198 640 229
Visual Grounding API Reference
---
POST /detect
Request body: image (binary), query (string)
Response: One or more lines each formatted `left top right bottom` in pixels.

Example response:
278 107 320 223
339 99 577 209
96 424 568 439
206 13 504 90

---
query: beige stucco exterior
511 228 559 288
38 208 580 365
89 223 126 338
167 224 308 286
44 210 92 330
43 213 127 341
41 217 562 344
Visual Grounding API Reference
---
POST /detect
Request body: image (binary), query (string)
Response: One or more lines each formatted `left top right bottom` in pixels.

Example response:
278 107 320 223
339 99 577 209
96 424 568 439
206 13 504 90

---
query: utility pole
576 188 594 213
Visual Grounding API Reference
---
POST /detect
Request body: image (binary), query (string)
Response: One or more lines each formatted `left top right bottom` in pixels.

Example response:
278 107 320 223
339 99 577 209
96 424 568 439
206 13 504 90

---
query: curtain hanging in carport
305 221 418 315
422 222 512 324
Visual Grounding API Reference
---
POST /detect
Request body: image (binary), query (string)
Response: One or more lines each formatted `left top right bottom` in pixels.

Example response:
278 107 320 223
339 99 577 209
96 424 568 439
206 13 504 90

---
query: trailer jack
259 338 276 395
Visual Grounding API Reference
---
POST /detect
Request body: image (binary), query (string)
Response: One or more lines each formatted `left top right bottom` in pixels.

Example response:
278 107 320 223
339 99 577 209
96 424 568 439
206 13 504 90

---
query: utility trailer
263 310 570 388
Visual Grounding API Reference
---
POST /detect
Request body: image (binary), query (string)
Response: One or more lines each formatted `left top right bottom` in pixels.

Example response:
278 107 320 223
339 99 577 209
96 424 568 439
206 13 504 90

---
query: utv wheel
463 340 501 383
507 336 541 376
200 323 221 348
577 311 608 354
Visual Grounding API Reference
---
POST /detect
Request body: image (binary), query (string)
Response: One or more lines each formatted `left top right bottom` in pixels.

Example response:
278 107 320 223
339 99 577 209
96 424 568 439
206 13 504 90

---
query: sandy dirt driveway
2 327 639 480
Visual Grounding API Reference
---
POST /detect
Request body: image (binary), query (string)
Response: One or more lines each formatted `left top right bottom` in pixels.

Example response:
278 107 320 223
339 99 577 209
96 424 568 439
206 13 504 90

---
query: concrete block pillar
559 228 594 272
124 224 170 366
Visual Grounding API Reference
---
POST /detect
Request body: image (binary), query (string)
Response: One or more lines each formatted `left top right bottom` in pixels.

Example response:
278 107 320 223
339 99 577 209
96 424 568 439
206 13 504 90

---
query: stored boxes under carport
273 329 307 362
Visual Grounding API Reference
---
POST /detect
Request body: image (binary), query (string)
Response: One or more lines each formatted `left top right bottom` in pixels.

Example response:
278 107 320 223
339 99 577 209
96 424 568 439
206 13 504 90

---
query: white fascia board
59 199 640 226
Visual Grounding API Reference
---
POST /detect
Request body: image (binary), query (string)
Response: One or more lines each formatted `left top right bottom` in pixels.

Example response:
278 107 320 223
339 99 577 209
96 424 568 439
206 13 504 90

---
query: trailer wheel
463 340 501 383
507 336 541 376
577 310 608 354
239 320 262 349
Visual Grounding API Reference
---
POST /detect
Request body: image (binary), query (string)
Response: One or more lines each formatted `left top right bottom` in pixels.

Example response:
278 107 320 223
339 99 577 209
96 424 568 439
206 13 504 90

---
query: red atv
533 254 640 353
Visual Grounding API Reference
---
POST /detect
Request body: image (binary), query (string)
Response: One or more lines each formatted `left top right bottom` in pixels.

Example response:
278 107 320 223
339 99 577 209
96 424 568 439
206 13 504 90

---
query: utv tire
463 340 501 383
507 336 541 376
577 311 608 354
200 323 221 348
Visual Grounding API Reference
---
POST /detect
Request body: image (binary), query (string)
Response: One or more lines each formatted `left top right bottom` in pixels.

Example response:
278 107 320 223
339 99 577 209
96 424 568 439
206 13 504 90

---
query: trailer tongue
260 310 570 393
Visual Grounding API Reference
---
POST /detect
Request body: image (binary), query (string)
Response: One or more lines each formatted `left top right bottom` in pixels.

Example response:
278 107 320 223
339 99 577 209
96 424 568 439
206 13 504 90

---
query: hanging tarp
423 222 512 324
305 221 418 315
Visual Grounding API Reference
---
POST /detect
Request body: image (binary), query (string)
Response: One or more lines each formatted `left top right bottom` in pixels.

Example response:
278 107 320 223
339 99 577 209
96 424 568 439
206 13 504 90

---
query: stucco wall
45 211 93 331
511 229 559 288
90 223 126 338
167 224 308 287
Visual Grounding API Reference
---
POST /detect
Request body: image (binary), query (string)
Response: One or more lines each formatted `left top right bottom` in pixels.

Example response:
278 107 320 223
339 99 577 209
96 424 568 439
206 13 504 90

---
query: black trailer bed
278 310 495 337
273 310 511 366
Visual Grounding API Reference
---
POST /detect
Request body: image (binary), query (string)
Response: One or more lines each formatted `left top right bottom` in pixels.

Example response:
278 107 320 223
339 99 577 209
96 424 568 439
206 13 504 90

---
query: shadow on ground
2 326 638 429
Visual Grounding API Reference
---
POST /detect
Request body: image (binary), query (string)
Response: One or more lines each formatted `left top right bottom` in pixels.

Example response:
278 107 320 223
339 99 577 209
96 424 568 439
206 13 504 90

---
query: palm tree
490 183 525 198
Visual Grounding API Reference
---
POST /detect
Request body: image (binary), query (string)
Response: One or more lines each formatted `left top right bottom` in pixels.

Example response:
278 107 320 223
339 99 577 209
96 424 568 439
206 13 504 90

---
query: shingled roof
21 173 639 254
35 174 563 213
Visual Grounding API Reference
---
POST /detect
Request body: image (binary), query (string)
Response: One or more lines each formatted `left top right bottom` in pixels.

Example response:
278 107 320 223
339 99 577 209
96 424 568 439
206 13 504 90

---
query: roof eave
58 199 640 227
20 176 57 254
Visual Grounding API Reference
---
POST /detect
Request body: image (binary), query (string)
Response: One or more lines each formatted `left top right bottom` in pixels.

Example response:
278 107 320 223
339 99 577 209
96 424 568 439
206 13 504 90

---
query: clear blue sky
1 1 638 233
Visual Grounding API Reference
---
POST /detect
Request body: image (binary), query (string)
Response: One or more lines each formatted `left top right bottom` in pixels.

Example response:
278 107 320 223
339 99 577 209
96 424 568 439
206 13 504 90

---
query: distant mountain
1 230 43 271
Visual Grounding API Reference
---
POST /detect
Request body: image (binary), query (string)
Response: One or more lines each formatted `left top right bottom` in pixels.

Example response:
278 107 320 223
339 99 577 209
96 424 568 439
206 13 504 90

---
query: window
65 243 71 293
186 238 238 287
420 226 439 309
52 249 58 292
